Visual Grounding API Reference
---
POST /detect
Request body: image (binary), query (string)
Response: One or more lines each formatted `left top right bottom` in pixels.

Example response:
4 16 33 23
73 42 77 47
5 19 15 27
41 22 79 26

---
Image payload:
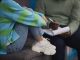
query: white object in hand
52 26 70 36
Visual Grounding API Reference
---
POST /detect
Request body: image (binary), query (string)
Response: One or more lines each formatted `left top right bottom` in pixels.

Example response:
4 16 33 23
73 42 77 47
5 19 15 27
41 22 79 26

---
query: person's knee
52 37 65 49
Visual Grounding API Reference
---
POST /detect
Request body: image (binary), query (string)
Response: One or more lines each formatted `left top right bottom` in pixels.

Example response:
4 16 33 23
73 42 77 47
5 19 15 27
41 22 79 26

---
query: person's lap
65 26 80 49
65 26 80 60
43 33 65 60
7 24 43 54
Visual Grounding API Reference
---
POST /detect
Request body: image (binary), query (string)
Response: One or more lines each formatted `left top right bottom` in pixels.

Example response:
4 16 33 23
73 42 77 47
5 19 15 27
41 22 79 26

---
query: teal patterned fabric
0 0 46 54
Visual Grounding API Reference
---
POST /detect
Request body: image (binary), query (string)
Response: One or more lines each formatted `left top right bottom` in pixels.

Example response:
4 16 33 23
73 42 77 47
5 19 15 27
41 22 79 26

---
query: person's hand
59 31 71 38
49 22 59 30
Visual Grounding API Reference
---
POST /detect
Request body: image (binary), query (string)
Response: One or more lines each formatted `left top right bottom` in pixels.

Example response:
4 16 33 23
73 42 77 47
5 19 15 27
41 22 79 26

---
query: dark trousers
43 26 80 60
43 34 65 60
65 26 80 60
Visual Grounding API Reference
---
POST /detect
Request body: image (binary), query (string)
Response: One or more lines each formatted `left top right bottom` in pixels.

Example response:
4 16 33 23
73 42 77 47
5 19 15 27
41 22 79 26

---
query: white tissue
52 26 70 36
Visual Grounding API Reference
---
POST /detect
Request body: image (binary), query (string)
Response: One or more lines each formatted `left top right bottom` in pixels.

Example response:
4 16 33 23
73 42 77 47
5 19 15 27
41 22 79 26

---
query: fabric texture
36 0 80 35
0 0 46 54
7 24 43 53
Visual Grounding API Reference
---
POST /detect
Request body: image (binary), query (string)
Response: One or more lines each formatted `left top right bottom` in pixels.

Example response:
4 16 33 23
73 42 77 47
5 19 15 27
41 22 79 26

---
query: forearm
0 0 46 27
68 0 80 34
68 20 80 35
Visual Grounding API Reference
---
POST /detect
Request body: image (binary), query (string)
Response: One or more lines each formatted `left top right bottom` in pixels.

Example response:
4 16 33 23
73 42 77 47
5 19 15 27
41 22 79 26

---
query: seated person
36 0 80 60
0 0 56 55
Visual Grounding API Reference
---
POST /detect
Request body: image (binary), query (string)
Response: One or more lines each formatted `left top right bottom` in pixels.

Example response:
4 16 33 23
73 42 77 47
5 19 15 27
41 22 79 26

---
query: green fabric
36 0 80 34
0 3 15 12
0 0 46 54
0 29 12 36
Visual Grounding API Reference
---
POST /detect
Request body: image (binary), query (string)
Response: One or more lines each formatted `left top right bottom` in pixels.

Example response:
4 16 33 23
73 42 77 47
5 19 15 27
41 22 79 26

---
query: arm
0 0 46 27
36 0 59 29
68 0 80 35
60 0 80 37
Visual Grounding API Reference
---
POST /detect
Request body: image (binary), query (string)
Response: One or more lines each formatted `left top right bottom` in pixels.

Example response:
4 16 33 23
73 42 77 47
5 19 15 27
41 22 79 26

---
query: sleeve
68 0 80 34
0 0 46 27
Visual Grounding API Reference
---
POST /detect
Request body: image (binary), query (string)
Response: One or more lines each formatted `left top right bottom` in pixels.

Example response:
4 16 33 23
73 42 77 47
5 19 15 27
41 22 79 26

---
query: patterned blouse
0 0 46 54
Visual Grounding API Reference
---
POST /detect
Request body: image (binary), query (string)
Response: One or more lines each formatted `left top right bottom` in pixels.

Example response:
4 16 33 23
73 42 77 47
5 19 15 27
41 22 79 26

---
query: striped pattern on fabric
0 0 46 54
